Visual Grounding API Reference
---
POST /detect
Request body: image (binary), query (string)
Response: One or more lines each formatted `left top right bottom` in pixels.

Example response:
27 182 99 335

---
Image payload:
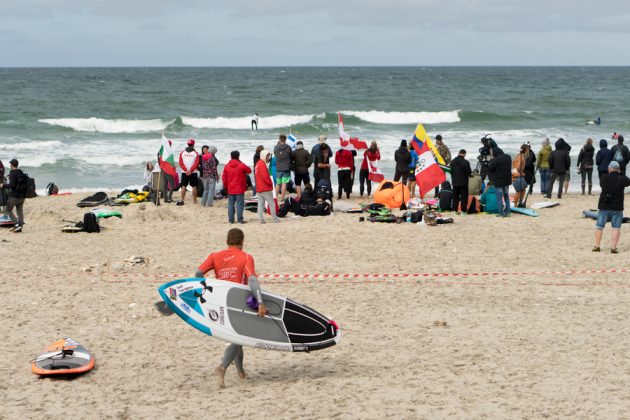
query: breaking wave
181 114 317 130
38 118 174 133
340 110 461 125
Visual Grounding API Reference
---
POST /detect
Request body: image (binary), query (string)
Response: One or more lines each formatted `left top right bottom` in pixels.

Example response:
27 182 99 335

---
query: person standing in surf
195 228 267 388
251 113 259 130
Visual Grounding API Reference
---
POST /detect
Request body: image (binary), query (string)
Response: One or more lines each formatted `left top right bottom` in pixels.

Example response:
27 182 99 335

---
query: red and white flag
367 158 384 183
414 140 446 198
338 113 367 151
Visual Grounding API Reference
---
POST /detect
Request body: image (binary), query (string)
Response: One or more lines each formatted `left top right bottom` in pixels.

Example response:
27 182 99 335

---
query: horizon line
2 65 630 69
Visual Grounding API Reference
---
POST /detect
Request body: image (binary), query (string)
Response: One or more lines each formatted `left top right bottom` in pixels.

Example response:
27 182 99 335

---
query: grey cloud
0 0 206 17
214 0 630 32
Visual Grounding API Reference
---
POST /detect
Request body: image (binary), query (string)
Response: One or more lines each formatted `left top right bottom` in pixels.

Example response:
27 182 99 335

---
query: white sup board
531 201 559 209
158 278 340 352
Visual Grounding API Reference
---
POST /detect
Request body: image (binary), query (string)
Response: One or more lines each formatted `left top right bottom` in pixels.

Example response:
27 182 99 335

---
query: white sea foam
341 110 461 125
0 140 64 151
38 118 174 133
181 114 315 130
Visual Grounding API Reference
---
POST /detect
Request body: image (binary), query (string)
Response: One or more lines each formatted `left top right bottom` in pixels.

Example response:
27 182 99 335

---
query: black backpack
46 182 59 195
25 175 37 198
82 212 100 233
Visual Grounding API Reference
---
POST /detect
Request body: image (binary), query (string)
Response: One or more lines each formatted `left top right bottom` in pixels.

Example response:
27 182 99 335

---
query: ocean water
1 67 629 191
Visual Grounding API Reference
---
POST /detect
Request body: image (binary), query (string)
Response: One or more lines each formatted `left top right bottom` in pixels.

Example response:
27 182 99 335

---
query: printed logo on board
208 310 219 321
180 302 191 314
219 306 225 325
255 343 291 352
169 288 177 300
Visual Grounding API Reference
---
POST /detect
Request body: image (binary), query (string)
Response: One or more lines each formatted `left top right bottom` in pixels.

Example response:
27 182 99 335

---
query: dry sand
1 191 628 419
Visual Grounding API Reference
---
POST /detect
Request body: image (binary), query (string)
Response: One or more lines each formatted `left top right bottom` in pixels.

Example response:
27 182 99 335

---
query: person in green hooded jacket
536 138 552 195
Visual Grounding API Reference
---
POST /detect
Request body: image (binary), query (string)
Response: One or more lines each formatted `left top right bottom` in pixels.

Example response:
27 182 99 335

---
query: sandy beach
1 191 628 419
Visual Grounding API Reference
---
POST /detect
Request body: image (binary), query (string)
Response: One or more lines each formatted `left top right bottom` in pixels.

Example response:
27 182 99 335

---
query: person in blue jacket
479 183 500 214
596 139 614 186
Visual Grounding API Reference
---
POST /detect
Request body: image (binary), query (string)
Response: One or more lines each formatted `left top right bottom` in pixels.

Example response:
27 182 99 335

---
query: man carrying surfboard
194 228 267 388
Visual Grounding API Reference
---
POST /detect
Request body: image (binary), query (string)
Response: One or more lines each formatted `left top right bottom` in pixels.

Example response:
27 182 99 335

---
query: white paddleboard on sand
531 201 559 209
158 278 340 352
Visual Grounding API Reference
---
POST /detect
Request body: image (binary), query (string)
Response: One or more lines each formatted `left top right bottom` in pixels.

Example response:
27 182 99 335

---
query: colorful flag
158 134 177 177
410 124 445 165
287 133 298 150
411 124 446 197
338 113 367 151
367 158 384 183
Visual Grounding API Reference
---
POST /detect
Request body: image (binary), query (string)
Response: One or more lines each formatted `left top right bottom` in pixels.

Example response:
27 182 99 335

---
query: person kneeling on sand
195 228 267 388
593 161 630 253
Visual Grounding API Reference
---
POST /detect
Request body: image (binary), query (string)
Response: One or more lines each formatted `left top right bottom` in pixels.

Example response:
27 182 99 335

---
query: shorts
408 168 415 178
276 170 291 184
596 210 623 230
564 172 570 181
294 172 310 187
181 173 198 187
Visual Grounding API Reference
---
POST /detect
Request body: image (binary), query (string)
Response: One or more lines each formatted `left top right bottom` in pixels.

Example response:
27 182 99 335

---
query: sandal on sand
592 246 600 252
611 248 618 254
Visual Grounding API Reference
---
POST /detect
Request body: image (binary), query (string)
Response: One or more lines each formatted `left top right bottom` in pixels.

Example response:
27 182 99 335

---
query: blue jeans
494 185 510 216
539 168 550 194
596 210 623 229
201 177 216 207
228 194 244 223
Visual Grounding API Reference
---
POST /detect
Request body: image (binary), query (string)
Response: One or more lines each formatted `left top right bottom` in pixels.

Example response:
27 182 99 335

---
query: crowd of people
2 131 629 247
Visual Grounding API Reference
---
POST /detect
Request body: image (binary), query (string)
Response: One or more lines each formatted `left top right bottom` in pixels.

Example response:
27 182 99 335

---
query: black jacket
3 168 26 199
291 148 312 175
548 138 571 174
598 172 630 211
394 147 411 172
449 155 472 187
487 147 512 187
577 144 595 169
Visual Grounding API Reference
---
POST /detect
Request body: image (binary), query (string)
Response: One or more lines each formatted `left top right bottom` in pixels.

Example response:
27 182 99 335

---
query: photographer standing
593 161 630 253
477 135 498 183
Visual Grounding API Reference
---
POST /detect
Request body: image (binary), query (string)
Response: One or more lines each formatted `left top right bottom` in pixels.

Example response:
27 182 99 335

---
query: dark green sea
1 67 628 190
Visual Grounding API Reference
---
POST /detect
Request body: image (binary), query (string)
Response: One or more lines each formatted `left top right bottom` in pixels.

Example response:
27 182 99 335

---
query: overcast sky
1 0 629 66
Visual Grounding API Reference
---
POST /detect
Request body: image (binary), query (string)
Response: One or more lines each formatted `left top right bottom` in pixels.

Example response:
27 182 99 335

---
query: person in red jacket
222 150 252 224
254 150 279 224
335 148 356 199
359 141 380 197
178 139 200 205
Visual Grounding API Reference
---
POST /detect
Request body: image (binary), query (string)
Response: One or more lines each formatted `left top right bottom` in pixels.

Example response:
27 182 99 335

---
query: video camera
477 134 496 166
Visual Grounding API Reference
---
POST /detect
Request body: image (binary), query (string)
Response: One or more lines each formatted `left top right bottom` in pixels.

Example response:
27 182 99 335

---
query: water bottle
405 212 411 223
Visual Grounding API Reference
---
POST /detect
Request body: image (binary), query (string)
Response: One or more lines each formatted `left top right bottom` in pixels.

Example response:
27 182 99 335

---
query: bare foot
238 370 247 380
214 365 226 388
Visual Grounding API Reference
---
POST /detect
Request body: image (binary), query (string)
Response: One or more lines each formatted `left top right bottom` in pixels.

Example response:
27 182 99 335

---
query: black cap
435 135 443 141
9 159 18 167
459 149 466 155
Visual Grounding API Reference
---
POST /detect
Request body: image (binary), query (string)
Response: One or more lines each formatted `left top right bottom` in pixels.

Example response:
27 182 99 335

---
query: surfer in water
251 113 259 130
195 228 267 388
